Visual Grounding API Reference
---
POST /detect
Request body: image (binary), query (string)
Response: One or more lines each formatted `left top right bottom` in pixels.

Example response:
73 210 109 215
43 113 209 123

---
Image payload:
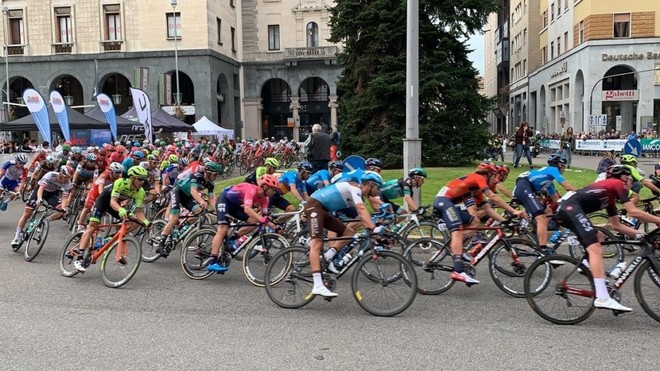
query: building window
551 3 555 22
564 32 568 51
614 13 630 38
230 0 235 8
306 22 318 47
104 5 121 41
166 12 181 39
541 46 547 64
216 18 222 44
523 59 527 75
557 37 561 55
557 1 561 16
523 28 527 45
524 0 528 13
550 41 554 59
579 21 584 44
268 25 280 51
8 9 25 45
55 7 72 43
231 26 236 52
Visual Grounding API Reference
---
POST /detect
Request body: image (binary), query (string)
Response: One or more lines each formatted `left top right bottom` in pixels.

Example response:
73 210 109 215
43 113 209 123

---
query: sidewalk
507 150 657 176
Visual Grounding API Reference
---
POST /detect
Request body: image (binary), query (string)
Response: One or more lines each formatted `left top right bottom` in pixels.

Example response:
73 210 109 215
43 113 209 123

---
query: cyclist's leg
208 191 234 271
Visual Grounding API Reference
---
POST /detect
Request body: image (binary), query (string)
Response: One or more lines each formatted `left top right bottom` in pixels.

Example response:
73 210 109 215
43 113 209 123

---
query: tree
329 0 498 167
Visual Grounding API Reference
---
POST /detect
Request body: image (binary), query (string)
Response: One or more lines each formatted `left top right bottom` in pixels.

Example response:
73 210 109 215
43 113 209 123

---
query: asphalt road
0 201 659 369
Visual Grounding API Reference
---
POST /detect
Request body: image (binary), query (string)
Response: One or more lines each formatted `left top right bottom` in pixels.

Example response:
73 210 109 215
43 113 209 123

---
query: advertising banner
50 91 70 141
129 88 153 142
22 88 51 143
96 93 118 140
90 129 112 147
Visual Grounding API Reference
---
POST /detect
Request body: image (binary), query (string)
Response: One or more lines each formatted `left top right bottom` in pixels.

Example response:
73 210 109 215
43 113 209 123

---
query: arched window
306 22 318 47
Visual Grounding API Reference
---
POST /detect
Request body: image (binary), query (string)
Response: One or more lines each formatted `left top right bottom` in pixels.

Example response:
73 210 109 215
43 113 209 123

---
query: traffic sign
624 139 642 157
342 155 365 172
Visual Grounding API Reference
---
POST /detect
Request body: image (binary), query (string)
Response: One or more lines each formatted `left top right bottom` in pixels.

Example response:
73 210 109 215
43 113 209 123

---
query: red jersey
224 183 269 213
436 173 490 203
562 178 629 215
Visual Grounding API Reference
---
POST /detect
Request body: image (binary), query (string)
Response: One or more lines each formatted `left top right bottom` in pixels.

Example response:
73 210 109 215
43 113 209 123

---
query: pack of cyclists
1 137 657 315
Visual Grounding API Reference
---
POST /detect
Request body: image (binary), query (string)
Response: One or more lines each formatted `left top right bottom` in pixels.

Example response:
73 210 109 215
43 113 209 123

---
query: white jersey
37 171 73 193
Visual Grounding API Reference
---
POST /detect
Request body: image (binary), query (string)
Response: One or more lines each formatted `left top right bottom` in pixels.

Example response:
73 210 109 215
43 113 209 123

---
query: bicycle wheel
21 181 33 202
180 228 215 280
568 230 625 273
588 212 611 229
351 250 417 317
634 259 660 323
524 254 595 325
59 231 85 277
402 238 455 295
100 236 142 288
264 246 315 309
400 221 447 244
488 238 542 298
242 233 291 287
24 218 50 262
141 219 167 262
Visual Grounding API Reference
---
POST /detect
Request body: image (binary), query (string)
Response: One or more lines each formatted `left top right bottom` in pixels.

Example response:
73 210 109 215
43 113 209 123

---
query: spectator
596 150 616 177
513 122 534 168
560 127 576 168
329 127 341 161
304 124 331 172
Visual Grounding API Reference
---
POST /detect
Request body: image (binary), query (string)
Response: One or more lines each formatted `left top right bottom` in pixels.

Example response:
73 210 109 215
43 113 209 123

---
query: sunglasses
112 171 123 175
134 177 147 182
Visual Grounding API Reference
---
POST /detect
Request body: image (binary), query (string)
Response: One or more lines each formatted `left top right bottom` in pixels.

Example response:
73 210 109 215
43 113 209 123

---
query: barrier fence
539 139 660 157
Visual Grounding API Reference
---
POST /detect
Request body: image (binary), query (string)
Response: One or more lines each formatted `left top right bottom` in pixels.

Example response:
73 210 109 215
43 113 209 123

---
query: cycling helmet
127 165 148 179
85 153 97 162
606 165 632 179
476 162 498 174
168 154 179 163
116 145 126 153
204 162 223 174
298 161 314 173
98 148 108 156
159 140 166 147
109 162 124 173
258 174 280 188
106 145 116 152
547 153 568 166
179 158 189 166
496 164 510 180
71 146 83 154
133 141 141 147
133 150 144 159
139 161 150 169
151 149 160 157
408 167 428 178
166 145 177 152
14 153 28 164
264 157 280 168
365 158 383 169
329 161 343 171
59 165 73 177
620 154 638 165
147 154 157 161
61 144 71 151
361 170 383 187
86 146 95 153
45 155 57 165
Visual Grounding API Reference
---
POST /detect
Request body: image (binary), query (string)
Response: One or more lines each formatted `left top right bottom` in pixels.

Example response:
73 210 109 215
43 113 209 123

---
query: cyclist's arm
559 181 577 192
485 189 526 218
355 202 376 230
36 184 45 202
190 187 207 207
289 184 304 203
495 183 513 199
403 194 419 212
481 202 505 222
622 200 660 227
641 178 660 194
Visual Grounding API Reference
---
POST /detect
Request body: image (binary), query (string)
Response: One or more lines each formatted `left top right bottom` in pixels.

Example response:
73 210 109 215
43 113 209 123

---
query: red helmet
116 145 126 153
476 162 498 174
98 148 108 156
258 174 280 188
106 145 116 152
496 164 510 179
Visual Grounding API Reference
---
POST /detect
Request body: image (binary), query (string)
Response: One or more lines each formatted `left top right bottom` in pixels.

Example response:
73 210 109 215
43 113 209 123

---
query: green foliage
329 0 498 167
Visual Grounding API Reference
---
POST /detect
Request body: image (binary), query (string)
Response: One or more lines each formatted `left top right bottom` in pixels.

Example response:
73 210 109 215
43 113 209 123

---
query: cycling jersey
560 178 629 216
110 178 145 208
76 162 98 179
162 164 182 184
1 161 27 181
37 171 73 193
175 172 214 196
623 164 644 182
516 166 565 196
305 170 331 194
85 170 114 208
223 183 269 210
310 182 364 212
381 178 413 200
436 173 490 203
331 169 363 184
121 158 138 176
278 170 307 195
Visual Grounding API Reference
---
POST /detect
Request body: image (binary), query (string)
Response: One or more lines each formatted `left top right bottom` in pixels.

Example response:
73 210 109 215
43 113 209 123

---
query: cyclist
75 162 124 231
270 161 313 212
68 147 84 168
434 162 527 285
96 148 109 173
0 153 29 210
244 157 280 185
619 154 660 204
162 158 187 187
365 158 383 173
207 174 280 273
156 162 222 257
378 167 428 214
513 154 577 254
72 166 151 272
304 170 383 297
121 150 144 177
555 165 660 311
12 165 73 248
108 144 126 164
305 161 342 195
56 142 72 166
66 153 99 209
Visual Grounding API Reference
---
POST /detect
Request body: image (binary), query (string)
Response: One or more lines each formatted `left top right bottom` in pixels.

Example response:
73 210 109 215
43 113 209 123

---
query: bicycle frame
89 221 130 264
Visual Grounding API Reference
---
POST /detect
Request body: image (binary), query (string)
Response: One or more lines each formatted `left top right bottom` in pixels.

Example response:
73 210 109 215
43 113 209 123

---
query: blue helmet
361 170 383 187
298 161 314 173
547 153 567 166
133 150 145 159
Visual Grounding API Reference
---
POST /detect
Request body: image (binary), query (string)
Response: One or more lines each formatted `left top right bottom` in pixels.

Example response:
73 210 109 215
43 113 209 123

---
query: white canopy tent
191 116 234 140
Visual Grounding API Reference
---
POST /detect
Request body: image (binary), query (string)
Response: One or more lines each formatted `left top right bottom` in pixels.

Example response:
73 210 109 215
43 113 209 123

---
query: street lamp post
170 0 181 106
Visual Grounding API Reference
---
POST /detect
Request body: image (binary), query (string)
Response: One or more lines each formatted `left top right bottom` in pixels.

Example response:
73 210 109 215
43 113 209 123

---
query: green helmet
204 162 223 174
408 167 428 178
620 154 638 165
264 157 280 168
128 166 149 178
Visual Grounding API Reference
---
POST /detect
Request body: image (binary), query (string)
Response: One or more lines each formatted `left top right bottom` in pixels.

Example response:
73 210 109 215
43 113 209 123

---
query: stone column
243 97 263 140
329 95 338 130
290 97 301 141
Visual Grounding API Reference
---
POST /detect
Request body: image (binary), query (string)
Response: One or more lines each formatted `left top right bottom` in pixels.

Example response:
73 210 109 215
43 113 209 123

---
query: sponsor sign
603 90 638 101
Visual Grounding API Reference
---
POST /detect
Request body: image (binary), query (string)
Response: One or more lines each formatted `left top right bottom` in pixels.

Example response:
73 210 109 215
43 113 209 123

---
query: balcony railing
284 46 338 60
53 43 73 54
7 45 24 55
101 40 123 52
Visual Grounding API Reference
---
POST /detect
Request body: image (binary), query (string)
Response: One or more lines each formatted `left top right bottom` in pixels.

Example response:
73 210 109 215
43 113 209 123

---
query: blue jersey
278 170 307 195
331 169 363 184
306 170 330 194
518 166 565 196
311 182 364 212
121 158 137 176
163 164 182 185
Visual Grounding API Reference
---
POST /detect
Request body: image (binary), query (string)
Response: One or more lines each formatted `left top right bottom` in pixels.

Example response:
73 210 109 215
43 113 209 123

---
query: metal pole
403 0 421 206
2 6 9 109
172 2 181 106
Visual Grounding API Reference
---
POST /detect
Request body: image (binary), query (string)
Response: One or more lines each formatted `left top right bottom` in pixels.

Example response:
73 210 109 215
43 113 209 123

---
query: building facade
483 0 511 134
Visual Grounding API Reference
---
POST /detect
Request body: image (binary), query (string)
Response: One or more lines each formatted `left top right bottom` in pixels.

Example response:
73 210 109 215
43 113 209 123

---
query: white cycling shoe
311 286 338 298
594 298 632 312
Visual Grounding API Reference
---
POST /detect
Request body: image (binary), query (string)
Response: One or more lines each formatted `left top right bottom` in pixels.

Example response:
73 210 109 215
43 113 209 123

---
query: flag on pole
96 93 118 141
129 87 152 142
23 88 51 143
50 91 71 141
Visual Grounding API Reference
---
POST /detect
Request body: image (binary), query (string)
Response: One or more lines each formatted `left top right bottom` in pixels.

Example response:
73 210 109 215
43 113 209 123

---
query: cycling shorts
303 198 347 239
513 178 546 218
1 177 19 191
170 186 200 215
215 188 249 225
555 203 599 247
268 192 291 211
433 196 473 233
26 189 60 209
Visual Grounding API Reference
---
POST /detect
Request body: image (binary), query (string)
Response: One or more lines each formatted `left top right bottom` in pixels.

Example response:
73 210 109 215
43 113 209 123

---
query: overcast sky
467 32 485 76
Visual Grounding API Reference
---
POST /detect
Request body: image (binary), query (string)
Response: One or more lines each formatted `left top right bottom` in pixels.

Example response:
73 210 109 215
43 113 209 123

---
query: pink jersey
224 182 269 213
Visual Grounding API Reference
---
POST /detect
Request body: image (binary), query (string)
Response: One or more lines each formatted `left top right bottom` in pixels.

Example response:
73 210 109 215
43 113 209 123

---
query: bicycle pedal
466 283 475 288
216 271 225 275
324 297 334 302
612 310 627 316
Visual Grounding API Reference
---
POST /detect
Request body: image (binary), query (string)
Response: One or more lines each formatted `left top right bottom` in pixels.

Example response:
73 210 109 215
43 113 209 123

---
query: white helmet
14 153 28 164
139 161 150 169
109 162 124 173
